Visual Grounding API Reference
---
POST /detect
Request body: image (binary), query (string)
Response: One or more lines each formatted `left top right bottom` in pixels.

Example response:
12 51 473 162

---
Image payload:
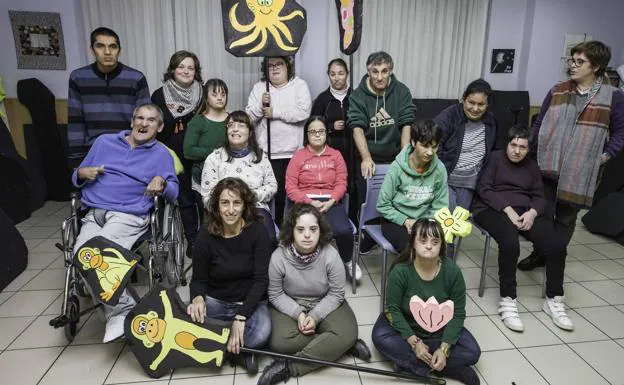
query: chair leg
453 237 463 261
541 268 547 298
478 235 491 297
380 249 388 313
352 235 358 294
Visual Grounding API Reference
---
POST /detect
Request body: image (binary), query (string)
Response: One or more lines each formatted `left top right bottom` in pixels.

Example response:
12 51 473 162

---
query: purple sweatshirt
472 150 546 216
72 131 179 216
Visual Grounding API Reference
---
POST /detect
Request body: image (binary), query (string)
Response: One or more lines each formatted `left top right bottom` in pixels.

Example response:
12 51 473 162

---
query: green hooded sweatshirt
377 144 449 226
347 74 414 163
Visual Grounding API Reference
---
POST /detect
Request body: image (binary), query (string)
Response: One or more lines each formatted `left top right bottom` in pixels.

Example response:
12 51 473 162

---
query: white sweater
199 147 278 212
245 76 312 159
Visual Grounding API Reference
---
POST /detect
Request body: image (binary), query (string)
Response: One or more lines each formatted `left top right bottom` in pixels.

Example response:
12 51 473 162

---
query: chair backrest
358 164 391 233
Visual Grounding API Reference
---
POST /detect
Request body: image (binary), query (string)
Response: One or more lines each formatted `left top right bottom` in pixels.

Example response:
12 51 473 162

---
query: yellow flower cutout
434 207 473 244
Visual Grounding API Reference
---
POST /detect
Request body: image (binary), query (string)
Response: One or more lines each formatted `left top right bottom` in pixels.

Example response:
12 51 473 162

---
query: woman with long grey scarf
152 50 205 255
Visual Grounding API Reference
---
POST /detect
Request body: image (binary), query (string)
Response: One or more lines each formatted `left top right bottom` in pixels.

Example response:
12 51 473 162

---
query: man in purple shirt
72 103 179 343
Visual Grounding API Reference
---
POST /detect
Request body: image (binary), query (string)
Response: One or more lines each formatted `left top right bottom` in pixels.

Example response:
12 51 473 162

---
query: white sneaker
543 296 574 331
345 261 363 281
103 314 126 343
498 296 524 332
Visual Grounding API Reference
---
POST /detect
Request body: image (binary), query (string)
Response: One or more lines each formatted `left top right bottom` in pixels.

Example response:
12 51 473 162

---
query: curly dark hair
279 203 333 249
223 110 263 164
204 177 260 236
389 218 447 271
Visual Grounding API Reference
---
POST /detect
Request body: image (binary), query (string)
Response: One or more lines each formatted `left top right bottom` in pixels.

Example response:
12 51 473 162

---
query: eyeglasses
566 57 588 67
308 129 326 136
267 62 285 70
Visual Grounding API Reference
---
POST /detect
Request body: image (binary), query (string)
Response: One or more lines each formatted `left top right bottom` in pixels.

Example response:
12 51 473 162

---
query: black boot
347 339 372 361
438 365 480 385
257 359 292 385
517 251 546 271
228 352 258 375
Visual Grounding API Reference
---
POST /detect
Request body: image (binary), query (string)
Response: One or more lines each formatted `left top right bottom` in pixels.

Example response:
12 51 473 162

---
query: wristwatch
440 344 451 357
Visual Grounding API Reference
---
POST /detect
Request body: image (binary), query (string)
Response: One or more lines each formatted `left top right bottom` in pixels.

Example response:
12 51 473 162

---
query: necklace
415 258 442 281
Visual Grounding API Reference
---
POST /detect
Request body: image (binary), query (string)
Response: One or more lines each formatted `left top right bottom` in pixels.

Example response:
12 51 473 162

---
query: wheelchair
49 192 186 342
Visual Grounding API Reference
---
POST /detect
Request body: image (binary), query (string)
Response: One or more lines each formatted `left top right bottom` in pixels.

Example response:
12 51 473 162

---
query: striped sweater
67 62 151 155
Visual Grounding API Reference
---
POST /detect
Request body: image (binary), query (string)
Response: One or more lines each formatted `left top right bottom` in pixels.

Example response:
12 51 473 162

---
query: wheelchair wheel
64 295 80 342
162 204 185 287
76 277 90 298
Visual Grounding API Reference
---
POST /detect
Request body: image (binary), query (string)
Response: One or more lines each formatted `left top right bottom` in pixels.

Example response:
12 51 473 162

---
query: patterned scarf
289 243 320 264
537 78 614 207
163 79 202 119
231 146 251 158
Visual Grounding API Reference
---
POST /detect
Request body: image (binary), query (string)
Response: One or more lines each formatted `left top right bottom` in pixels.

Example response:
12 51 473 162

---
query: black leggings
474 208 567 298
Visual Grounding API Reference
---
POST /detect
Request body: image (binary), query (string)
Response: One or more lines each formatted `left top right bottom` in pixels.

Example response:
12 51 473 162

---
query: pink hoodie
285 145 348 203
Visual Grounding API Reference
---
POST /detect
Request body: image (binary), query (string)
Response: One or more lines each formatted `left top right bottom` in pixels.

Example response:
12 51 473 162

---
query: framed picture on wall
8 10 67 70
490 49 515 73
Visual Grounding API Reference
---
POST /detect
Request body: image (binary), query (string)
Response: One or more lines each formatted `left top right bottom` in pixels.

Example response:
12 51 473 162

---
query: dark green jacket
347 74 414 162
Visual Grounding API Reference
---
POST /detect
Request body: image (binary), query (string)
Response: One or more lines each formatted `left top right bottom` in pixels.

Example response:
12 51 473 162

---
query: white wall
525 0 623 104
484 0 624 104
0 0 87 98
482 0 530 91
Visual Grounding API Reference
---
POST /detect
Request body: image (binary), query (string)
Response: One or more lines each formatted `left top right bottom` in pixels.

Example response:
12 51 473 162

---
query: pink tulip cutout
409 296 454 333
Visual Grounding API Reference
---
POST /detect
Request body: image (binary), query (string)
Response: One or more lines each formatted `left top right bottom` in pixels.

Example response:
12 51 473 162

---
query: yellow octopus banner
221 0 307 57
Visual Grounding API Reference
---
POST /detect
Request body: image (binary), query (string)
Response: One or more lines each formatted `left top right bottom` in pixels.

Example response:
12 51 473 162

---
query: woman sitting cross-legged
372 218 481 385
285 116 362 281
377 119 449 253
187 177 272 374
473 125 573 332
258 203 371 385
200 110 278 247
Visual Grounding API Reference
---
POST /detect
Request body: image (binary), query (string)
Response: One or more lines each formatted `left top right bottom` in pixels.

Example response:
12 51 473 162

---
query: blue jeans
372 314 480 378
204 295 272 349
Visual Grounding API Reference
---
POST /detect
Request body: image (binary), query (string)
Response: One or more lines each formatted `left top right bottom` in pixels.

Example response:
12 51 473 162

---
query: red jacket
286 145 348 203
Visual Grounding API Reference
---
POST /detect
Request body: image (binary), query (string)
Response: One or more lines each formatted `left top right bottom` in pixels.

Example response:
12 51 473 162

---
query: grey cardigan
268 244 345 322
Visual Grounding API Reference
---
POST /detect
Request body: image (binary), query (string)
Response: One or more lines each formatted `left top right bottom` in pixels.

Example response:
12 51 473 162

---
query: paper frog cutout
434 206 472 244
409 296 454 333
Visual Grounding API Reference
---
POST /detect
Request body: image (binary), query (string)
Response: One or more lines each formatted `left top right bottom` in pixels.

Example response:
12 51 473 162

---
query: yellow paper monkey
77 246 137 301
131 290 230 371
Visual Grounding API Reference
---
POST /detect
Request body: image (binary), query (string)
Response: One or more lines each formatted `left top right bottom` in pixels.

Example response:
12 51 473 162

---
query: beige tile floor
2 201 624 384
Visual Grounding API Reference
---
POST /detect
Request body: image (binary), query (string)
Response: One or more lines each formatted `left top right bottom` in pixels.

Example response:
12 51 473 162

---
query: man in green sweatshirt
348 51 414 253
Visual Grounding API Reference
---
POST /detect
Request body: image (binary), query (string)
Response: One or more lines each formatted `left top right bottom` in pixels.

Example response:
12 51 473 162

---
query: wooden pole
241 347 446 384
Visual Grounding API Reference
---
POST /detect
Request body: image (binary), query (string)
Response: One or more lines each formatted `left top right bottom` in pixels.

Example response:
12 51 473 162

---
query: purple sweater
472 151 546 216
72 131 179 216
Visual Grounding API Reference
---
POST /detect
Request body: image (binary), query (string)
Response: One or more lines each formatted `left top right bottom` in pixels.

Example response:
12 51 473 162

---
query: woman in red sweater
285 116 361 281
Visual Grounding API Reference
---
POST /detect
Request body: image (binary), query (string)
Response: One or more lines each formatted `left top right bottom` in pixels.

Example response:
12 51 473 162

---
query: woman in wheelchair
71 103 180 343
200 110 278 247
377 120 449 253
285 116 362 281
187 177 272 374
